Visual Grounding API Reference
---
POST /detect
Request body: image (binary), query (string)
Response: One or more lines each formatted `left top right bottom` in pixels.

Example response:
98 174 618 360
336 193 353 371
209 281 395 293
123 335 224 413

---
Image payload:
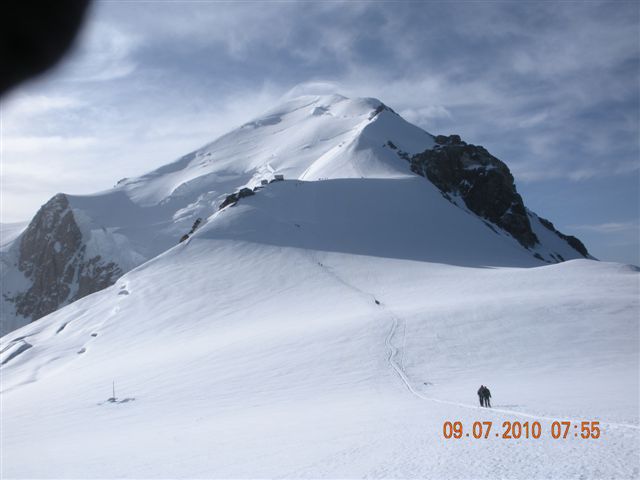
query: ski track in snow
386 312 639 431
312 253 639 432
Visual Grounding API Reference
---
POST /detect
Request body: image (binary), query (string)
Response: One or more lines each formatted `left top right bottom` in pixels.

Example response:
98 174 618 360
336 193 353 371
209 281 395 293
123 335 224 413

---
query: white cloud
1 94 83 116
282 81 344 99
400 106 453 126
517 112 549 128
59 21 139 82
568 222 639 234
2 135 98 154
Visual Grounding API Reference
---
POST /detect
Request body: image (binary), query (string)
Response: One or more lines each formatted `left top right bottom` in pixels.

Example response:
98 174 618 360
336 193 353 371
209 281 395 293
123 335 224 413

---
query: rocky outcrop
179 218 203 243
219 187 256 210
369 102 397 120
409 135 538 248
6 193 122 322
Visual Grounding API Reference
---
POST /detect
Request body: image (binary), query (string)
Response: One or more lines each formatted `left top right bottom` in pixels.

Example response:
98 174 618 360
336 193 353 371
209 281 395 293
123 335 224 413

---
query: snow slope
0 95 436 334
1 179 638 478
0 223 27 250
1 94 589 335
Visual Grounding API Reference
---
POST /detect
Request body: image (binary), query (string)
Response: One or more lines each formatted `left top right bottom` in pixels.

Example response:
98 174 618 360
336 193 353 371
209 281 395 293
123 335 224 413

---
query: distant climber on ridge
477 385 486 407
477 385 492 408
483 386 492 407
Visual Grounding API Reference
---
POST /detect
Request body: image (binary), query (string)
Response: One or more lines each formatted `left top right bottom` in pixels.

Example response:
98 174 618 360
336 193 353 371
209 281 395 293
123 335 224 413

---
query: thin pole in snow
112 380 116 400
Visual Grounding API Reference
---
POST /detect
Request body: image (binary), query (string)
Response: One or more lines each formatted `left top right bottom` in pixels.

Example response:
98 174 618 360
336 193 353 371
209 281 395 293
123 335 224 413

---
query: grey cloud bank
1 0 638 264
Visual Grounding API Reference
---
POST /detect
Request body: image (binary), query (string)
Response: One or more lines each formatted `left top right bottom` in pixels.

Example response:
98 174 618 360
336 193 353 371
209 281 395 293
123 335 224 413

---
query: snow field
1 179 637 478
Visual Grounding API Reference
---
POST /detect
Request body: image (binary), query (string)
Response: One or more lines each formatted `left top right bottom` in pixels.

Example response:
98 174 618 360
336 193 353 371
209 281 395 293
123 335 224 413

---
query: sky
1 0 638 265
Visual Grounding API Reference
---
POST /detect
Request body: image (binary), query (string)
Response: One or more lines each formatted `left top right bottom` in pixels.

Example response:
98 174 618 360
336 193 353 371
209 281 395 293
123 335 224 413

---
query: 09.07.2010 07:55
442 420 601 440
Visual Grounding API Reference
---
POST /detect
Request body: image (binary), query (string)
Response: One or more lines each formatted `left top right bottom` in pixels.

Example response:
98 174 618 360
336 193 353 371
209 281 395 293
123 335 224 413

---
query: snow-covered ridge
1 94 590 335
117 94 433 206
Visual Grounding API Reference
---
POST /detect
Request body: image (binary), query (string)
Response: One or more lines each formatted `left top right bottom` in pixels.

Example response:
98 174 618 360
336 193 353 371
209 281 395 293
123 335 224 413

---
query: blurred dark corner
0 0 91 98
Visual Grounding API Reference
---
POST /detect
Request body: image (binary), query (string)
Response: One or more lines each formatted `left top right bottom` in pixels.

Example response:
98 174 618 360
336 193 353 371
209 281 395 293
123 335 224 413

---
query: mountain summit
1 94 590 335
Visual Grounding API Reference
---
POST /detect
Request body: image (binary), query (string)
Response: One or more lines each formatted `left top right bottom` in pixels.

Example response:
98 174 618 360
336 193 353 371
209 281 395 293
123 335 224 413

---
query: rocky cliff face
409 135 538 249
406 135 588 257
6 194 122 323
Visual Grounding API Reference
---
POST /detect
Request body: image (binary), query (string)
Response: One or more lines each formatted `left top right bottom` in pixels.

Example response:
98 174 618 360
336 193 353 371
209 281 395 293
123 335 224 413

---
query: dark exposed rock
538 216 589 257
219 193 238 209
538 217 554 230
75 255 121 299
368 102 397 120
238 187 255 198
410 142 538 248
369 104 385 119
189 218 202 234
396 150 410 161
219 187 256 211
434 134 465 146
386 141 398 150
178 217 203 243
8 193 122 322
407 134 591 257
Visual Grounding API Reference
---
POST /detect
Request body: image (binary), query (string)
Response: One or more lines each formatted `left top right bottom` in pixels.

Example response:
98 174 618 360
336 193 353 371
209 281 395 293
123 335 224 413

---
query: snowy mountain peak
1 94 592 335
117 94 429 206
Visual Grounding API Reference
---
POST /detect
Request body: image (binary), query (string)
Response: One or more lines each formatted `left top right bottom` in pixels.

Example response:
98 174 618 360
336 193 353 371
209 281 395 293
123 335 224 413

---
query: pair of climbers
477 385 492 408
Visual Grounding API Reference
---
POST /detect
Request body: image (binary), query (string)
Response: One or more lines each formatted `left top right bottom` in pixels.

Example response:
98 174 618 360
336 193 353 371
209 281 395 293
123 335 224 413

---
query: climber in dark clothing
477 385 492 407
483 386 492 408
477 385 485 407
